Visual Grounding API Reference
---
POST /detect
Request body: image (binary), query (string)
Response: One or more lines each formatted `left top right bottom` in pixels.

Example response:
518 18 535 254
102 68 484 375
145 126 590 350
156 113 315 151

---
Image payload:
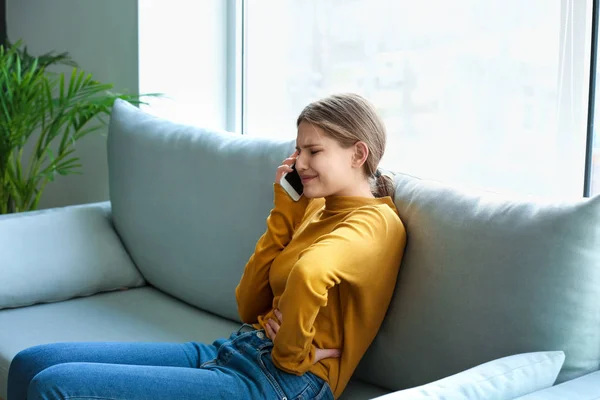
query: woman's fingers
283 157 296 166
275 164 294 184
274 152 298 184
314 348 342 364
273 309 283 323
268 319 280 333
328 349 341 357
265 318 280 341
278 165 294 173
282 151 299 167
265 322 275 340
264 310 283 341
321 348 341 358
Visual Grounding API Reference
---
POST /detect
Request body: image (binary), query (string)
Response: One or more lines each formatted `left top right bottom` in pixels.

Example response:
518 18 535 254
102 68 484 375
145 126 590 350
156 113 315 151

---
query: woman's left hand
265 308 283 340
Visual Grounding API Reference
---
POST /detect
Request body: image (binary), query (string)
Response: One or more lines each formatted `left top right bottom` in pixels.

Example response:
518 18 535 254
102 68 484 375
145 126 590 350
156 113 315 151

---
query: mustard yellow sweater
236 183 406 399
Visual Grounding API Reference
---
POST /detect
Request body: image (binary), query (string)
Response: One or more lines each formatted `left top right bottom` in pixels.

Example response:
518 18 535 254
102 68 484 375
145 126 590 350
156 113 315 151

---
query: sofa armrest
0 201 146 310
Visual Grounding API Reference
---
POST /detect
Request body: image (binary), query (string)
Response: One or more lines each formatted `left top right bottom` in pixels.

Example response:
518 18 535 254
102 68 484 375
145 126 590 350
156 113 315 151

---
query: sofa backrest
354 173 600 391
107 100 294 322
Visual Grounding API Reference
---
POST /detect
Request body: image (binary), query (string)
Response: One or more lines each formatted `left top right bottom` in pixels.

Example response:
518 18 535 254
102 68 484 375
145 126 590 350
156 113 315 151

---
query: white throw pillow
372 351 565 400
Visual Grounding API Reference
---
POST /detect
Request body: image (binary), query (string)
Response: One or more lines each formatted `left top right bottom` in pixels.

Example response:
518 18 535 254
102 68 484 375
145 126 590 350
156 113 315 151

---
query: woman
7 93 406 400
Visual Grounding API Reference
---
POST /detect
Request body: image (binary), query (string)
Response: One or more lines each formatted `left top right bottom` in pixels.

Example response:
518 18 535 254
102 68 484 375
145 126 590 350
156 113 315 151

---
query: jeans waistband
232 324 273 352
236 323 258 334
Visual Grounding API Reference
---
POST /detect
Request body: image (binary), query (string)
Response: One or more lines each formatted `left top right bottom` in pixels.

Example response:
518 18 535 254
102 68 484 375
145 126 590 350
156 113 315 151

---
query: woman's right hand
314 347 342 364
275 151 299 184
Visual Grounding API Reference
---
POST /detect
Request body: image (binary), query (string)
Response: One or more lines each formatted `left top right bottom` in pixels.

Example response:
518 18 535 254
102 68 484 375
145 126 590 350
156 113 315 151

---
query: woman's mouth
301 175 317 184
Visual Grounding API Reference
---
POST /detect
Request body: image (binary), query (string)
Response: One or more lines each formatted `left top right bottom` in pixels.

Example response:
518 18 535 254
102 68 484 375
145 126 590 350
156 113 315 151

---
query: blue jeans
7 323 334 400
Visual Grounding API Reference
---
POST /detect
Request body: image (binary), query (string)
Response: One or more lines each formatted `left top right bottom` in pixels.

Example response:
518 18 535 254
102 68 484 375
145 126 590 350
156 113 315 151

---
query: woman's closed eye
297 149 322 156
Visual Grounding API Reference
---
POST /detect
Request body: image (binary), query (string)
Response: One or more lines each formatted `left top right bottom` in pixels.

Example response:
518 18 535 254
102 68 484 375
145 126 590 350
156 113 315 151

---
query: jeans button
256 331 265 339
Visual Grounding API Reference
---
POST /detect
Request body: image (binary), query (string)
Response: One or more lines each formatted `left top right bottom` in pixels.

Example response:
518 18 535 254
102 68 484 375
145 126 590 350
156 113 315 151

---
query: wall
7 0 138 209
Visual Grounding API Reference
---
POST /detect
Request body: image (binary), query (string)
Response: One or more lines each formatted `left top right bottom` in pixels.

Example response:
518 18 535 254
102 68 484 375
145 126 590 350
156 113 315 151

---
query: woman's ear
352 141 370 168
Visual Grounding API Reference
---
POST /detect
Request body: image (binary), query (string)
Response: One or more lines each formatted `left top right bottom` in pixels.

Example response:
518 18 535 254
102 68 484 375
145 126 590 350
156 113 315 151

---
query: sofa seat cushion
0 287 241 399
340 380 390 399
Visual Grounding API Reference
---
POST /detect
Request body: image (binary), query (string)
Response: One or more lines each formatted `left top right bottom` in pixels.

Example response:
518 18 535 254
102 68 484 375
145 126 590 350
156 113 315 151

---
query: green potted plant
0 41 153 214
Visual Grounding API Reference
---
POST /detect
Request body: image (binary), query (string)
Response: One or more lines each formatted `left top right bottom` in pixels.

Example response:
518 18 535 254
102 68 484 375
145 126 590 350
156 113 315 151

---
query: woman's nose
295 154 308 171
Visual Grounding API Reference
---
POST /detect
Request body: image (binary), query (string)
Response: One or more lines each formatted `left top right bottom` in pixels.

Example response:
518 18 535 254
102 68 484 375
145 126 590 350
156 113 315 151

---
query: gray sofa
1 99 600 400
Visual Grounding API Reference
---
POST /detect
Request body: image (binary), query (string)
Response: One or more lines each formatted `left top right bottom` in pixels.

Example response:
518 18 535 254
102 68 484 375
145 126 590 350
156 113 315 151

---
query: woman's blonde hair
296 93 395 199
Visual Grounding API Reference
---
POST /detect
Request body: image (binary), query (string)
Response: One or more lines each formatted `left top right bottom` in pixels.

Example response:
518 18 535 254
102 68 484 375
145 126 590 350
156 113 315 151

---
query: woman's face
295 121 366 198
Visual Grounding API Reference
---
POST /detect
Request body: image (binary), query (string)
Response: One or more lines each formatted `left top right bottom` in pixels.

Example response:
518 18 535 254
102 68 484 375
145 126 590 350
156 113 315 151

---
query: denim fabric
7 323 334 400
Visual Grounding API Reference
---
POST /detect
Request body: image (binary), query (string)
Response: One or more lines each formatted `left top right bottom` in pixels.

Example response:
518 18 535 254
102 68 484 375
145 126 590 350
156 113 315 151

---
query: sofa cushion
513 370 600 399
0 287 243 400
340 380 389 400
355 173 600 391
372 351 564 400
107 100 295 322
0 201 145 310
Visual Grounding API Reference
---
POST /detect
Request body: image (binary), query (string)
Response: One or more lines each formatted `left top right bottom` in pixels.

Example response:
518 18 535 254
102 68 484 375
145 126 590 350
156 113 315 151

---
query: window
138 0 229 131
138 1 596 197
244 0 593 197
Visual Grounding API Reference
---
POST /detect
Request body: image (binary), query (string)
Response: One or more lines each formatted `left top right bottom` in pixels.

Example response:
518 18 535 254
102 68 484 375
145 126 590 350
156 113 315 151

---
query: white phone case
279 173 303 201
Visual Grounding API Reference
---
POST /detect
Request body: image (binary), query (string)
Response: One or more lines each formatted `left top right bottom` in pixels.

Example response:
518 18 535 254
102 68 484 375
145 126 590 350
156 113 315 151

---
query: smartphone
279 163 304 201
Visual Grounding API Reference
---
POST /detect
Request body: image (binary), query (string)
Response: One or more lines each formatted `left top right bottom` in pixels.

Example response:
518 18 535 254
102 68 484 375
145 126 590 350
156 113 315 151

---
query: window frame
584 0 599 197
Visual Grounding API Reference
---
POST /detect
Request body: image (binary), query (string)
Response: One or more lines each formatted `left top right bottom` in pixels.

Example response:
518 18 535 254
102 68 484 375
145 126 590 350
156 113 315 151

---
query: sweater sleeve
236 183 310 323
270 206 406 375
